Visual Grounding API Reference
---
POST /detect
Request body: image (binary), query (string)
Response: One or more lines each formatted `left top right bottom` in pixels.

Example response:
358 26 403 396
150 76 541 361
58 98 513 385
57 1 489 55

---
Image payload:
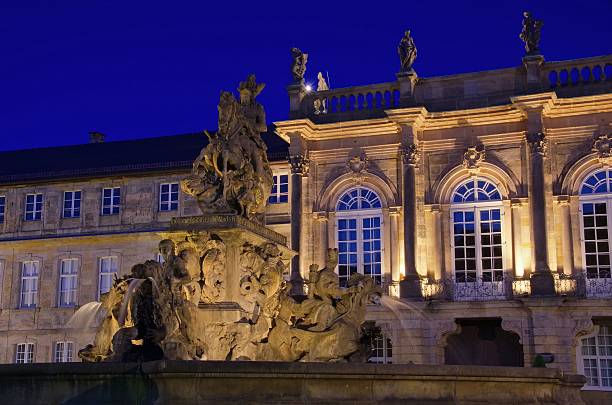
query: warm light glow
305 84 312 92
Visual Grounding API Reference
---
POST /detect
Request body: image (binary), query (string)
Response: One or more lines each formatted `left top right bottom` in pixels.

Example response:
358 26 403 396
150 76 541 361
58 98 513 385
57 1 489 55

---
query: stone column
511 199 525 278
289 153 309 296
431 204 443 281
314 212 329 267
389 206 401 297
399 144 422 299
557 196 574 277
527 133 555 296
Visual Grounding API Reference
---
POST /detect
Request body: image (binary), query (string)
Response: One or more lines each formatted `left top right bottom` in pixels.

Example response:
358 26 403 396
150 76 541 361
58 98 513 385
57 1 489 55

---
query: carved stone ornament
398 30 417 73
526 132 547 155
290 47 308 83
462 146 486 169
401 144 420 166
520 11 543 55
347 153 368 174
592 133 612 161
289 153 309 176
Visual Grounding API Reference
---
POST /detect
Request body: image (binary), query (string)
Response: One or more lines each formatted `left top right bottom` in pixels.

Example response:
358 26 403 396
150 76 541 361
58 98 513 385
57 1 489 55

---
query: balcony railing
543 55 612 89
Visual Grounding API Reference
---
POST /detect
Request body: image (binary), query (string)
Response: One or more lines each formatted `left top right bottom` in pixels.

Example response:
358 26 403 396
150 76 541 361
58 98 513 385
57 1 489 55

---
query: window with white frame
579 170 612 283
336 187 383 287
578 323 612 390
451 178 504 284
58 258 78 307
63 191 81 218
20 260 39 308
159 183 179 211
0 195 5 223
101 187 120 215
98 256 118 297
54 341 74 363
15 343 34 364
367 328 393 364
268 173 289 204
24 193 43 221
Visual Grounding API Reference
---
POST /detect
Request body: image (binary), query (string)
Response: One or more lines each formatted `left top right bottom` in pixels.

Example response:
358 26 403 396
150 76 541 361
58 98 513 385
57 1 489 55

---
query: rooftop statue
181 75 273 223
290 47 308 83
316 72 329 91
398 30 417 73
520 11 543 55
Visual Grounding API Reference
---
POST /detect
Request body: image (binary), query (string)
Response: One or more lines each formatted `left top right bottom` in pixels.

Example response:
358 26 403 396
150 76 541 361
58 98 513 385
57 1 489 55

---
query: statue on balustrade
290 47 308 83
520 11 543 55
181 75 273 224
398 30 417 73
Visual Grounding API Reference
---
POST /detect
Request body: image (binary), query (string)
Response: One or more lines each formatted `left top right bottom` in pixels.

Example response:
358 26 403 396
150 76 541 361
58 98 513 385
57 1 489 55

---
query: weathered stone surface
0 361 586 405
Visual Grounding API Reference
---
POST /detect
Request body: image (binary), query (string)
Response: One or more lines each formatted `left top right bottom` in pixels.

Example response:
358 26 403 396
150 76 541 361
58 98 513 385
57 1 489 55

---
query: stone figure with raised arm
398 30 417 73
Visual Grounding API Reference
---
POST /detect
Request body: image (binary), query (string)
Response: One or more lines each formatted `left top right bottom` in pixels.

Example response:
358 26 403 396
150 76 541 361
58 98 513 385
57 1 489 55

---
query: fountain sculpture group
78 75 381 363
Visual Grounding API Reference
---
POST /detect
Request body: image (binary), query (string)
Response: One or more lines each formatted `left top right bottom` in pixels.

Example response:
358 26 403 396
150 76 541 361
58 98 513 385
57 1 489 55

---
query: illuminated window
63 191 81 218
367 327 392 364
451 178 504 291
58 258 78 307
101 187 120 215
15 343 34 364
54 341 74 363
579 323 612 390
99 256 118 297
24 193 43 221
0 196 5 224
579 170 612 288
159 183 179 211
336 187 383 287
20 261 39 308
268 173 289 204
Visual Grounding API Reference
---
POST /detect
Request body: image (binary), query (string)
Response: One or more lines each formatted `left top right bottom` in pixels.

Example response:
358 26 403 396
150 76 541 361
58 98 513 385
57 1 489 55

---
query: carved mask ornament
462 146 486 171
593 133 612 163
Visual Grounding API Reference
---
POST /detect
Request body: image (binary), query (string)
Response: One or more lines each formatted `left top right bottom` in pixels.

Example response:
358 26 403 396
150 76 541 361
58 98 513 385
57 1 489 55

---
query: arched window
336 187 383 287
579 170 612 286
450 178 504 295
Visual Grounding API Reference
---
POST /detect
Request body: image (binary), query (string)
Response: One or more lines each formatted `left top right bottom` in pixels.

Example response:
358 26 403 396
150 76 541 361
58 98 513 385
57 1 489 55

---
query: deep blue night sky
0 1 610 151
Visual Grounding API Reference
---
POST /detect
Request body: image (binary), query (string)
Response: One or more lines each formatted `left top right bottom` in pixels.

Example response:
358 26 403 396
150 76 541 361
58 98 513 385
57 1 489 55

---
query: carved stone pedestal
400 274 422 300
530 271 556 296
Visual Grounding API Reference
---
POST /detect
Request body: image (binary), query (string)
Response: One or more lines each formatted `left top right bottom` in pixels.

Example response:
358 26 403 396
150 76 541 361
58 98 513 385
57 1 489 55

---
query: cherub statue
520 11 543 55
290 47 308 83
398 30 417 73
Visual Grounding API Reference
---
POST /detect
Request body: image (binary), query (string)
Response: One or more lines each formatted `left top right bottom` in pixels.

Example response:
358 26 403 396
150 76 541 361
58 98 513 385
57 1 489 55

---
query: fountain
0 75 586 404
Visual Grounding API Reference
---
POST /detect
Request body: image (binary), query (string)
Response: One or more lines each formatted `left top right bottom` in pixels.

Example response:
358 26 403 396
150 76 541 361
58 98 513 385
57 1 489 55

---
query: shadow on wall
445 318 524 367
62 364 158 405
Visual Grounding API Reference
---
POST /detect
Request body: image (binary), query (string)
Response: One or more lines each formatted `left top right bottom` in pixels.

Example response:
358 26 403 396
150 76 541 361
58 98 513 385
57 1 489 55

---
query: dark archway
444 318 524 367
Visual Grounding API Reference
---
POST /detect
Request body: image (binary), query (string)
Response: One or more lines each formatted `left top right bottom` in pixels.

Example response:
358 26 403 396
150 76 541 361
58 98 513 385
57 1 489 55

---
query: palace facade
1 36 612 396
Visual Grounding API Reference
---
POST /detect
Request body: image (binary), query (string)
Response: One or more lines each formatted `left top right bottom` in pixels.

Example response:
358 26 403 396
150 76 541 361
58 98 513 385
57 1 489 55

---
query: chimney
89 131 105 143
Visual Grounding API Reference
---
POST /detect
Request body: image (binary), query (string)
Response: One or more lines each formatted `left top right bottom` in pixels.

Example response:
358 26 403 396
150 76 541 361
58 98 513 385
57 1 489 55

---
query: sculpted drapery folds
398 30 417 73
290 47 308 83
181 75 273 224
520 11 543 55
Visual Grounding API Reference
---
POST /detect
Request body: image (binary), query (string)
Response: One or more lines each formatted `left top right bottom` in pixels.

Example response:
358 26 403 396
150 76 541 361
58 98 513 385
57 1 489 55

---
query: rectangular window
99 256 118 297
159 183 179 211
15 343 34 364
0 195 5 224
24 193 43 221
338 218 358 287
581 324 612 388
63 191 81 218
58 258 78 307
20 261 39 308
268 173 289 204
54 341 74 363
101 187 120 215
362 216 382 285
582 202 610 279
337 215 383 288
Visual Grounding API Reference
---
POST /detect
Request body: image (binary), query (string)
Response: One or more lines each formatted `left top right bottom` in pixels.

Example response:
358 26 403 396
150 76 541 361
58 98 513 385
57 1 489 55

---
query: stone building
1 32 612 396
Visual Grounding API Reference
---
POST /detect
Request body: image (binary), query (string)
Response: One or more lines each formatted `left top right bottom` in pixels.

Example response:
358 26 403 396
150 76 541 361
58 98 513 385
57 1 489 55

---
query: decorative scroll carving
181 75 273 223
501 319 524 344
526 132 547 156
520 11 543 55
572 317 595 339
290 47 308 83
347 153 368 174
401 144 420 166
462 145 486 169
592 133 612 161
289 153 309 176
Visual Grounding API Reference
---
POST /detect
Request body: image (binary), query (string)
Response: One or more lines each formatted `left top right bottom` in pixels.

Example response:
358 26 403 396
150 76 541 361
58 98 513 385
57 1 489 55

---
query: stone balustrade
292 54 612 122
544 55 612 88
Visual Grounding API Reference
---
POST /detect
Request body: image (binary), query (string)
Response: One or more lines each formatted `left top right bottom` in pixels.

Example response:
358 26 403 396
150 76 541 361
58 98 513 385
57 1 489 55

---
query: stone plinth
0 361 586 404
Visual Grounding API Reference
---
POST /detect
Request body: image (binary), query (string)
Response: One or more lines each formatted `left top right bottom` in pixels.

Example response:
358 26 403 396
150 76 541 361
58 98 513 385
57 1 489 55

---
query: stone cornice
274 118 398 141
420 105 525 130
510 92 558 113
544 93 612 118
